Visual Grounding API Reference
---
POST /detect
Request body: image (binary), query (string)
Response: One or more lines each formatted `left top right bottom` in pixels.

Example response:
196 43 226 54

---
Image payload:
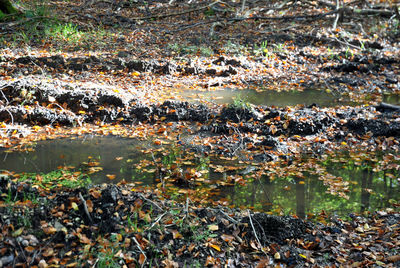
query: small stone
38 259 48 268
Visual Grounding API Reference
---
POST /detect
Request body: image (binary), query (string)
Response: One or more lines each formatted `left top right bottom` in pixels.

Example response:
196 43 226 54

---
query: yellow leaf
78 110 86 114
32 125 41 132
210 244 221 251
208 224 219 231
132 71 140 76
106 174 116 180
71 202 78 210
172 230 182 239
299 254 307 259
12 228 24 237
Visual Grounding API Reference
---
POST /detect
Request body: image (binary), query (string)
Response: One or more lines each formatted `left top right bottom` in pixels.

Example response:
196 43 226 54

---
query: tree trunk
0 0 19 15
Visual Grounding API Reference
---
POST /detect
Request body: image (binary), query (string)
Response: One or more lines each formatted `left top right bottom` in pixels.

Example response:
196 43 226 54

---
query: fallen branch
148 212 167 229
129 1 221 21
138 192 163 211
247 209 262 249
78 192 93 224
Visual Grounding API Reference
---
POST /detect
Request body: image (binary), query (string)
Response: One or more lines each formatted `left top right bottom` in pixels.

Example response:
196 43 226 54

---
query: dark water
1 136 398 218
182 88 351 107
0 136 152 184
383 93 400 105
182 88 400 107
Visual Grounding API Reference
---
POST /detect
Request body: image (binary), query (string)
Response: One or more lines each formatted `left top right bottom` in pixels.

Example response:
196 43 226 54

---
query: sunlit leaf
209 244 221 251
106 174 116 180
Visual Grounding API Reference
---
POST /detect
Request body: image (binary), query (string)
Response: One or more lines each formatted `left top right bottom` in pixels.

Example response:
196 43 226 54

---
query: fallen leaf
71 202 78 211
208 224 219 231
209 244 221 251
106 174 116 180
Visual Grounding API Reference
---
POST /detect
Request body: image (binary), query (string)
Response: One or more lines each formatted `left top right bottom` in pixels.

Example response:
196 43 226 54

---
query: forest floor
0 0 399 267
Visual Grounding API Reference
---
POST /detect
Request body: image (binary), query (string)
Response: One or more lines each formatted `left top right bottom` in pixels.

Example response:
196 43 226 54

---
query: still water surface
1 136 398 218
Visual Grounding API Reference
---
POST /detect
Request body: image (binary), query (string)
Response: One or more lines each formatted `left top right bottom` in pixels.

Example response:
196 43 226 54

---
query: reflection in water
225 163 398 218
383 93 400 105
182 88 351 107
1 137 399 218
0 136 153 184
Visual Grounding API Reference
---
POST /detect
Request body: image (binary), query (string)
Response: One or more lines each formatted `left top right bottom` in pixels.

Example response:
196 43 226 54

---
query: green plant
45 22 82 44
193 227 217 242
3 187 13 204
127 212 139 232
344 47 353 59
18 170 92 189
253 40 268 57
360 41 365 50
93 246 122 268
273 43 285 53
196 155 210 172
230 93 251 109
15 209 33 229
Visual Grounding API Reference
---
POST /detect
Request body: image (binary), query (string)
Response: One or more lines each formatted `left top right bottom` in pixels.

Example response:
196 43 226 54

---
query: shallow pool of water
1 136 398 218
182 88 351 107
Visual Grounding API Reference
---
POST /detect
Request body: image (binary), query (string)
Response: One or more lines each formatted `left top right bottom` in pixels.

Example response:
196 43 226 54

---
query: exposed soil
0 0 400 266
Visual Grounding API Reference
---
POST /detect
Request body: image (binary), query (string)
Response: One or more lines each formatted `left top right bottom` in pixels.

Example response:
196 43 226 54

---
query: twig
138 192 163 211
149 212 167 229
129 1 221 21
132 236 147 267
240 0 246 14
4 109 14 125
78 192 93 224
0 86 10 104
332 0 340 30
247 209 262 249
330 34 361 50
219 209 239 224
185 196 189 219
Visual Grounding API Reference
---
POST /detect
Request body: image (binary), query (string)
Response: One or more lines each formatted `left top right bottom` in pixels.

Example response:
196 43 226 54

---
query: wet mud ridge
2 50 398 93
6 54 244 77
0 180 399 267
1 78 400 138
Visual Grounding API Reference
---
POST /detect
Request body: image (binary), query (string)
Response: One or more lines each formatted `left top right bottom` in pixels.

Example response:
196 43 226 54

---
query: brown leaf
256 257 270 268
188 243 195 252
221 234 234 243
79 234 92 244
171 230 182 239
139 253 146 265
205 256 215 266
86 199 93 213
90 190 101 199
25 246 35 253
43 226 57 235
161 259 179 268
387 255 400 262
42 248 54 257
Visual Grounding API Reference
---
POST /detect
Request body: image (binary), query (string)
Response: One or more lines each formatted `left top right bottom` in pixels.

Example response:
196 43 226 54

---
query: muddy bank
0 178 399 267
1 79 400 139
2 46 399 95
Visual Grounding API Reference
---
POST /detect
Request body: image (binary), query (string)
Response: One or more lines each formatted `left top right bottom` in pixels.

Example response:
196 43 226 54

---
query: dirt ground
0 0 399 266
